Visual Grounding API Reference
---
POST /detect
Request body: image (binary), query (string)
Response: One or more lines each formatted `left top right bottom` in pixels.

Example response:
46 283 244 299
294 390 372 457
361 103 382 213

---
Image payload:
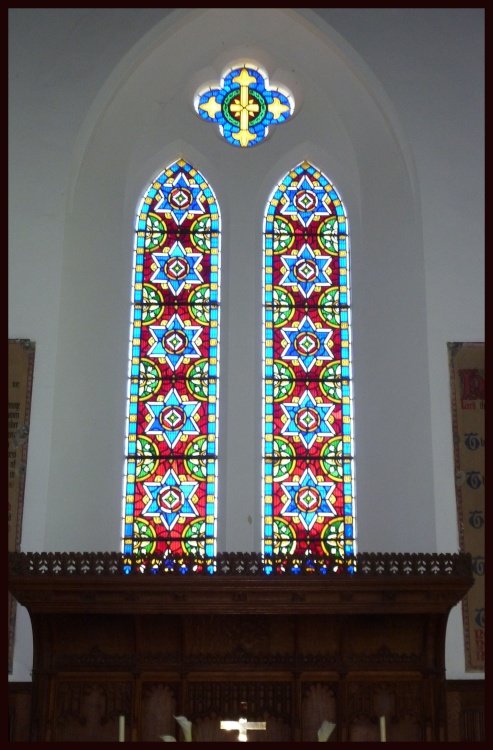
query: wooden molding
9 551 472 616
8 552 474 742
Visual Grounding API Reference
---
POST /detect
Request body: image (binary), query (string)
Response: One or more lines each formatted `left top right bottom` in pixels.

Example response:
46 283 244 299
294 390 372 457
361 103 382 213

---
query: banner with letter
8 339 35 672
448 342 484 671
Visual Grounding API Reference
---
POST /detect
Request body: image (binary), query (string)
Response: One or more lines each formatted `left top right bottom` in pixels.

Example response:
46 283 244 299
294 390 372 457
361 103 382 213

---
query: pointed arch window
122 159 220 565
262 161 355 571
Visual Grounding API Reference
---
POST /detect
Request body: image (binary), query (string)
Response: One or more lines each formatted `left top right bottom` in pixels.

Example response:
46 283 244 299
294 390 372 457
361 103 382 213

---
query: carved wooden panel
446 680 485 742
52 680 132 742
191 716 224 742
301 683 337 741
135 615 181 670
183 681 293 742
343 615 424 656
346 681 424 742
50 615 135 672
349 716 381 743
8 682 32 742
140 683 178 742
184 614 295 663
9 678 484 742
8 551 473 741
191 714 291 743
461 708 485 742
298 616 341 662
186 680 292 721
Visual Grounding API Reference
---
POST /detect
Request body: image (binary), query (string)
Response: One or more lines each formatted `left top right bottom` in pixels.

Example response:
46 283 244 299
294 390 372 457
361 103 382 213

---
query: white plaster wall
318 9 485 679
8 7 175 682
322 7 485 555
9 8 483 682
41 7 432 554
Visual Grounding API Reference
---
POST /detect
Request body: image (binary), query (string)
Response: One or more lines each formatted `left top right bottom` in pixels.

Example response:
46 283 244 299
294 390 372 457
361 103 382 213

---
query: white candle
119 715 125 742
379 716 386 742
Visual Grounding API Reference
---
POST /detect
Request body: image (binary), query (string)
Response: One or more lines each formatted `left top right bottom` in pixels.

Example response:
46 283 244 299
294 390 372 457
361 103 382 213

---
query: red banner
448 342 484 671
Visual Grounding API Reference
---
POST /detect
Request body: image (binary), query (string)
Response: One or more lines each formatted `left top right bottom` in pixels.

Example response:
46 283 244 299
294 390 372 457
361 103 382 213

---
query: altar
8 551 472 742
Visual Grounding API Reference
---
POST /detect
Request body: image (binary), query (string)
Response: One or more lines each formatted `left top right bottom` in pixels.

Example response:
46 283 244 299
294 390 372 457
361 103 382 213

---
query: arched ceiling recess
48 7 432 555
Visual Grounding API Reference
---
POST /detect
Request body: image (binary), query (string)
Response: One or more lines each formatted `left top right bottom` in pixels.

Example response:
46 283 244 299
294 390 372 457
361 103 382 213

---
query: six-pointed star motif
281 467 336 531
138 167 342 541
145 388 200 448
151 241 203 296
142 467 198 530
280 174 332 227
281 315 333 371
148 313 201 370
280 243 332 298
155 171 205 225
281 390 335 449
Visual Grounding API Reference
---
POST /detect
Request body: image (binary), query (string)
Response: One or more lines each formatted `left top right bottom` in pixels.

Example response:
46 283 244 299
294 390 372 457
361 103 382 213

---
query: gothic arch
48 8 433 558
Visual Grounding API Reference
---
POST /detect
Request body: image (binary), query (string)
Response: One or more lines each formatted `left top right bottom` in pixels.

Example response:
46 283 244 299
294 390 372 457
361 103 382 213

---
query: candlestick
119 715 125 742
379 715 386 742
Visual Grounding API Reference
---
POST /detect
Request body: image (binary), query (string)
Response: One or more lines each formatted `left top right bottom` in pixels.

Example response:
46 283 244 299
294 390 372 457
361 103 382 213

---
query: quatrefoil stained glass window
123 159 220 561
195 64 294 147
262 162 355 571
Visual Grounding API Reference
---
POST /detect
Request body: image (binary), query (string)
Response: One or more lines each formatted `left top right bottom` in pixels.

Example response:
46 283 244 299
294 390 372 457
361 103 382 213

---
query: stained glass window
122 159 220 567
262 162 355 571
195 64 294 148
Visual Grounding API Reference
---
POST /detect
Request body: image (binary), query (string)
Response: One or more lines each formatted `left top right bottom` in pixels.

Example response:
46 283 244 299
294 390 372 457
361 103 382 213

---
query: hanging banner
8 339 35 672
448 342 484 671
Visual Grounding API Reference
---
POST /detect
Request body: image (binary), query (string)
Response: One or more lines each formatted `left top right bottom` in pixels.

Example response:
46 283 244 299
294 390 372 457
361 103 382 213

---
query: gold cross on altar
220 715 266 742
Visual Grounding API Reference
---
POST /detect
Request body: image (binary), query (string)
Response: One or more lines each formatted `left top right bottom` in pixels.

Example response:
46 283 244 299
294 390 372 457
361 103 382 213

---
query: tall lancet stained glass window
123 159 220 562
262 162 355 571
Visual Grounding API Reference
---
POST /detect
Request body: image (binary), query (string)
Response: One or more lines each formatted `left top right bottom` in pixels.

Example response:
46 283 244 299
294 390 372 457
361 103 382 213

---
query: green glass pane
136 436 159 480
321 517 345 559
272 436 296 480
186 359 210 401
138 358 162 400
272 287 294 328
184 435 208 480
321 436 343 481
145 213 167 251
182 519 206 555
191 216 212 252
319 287 340 328
273 360 295 401
273 517 297 555
317 216 339 255
134 518 157 554
142 284 164 325
273 216 294 253
320 361 342 402
189 285 211 325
